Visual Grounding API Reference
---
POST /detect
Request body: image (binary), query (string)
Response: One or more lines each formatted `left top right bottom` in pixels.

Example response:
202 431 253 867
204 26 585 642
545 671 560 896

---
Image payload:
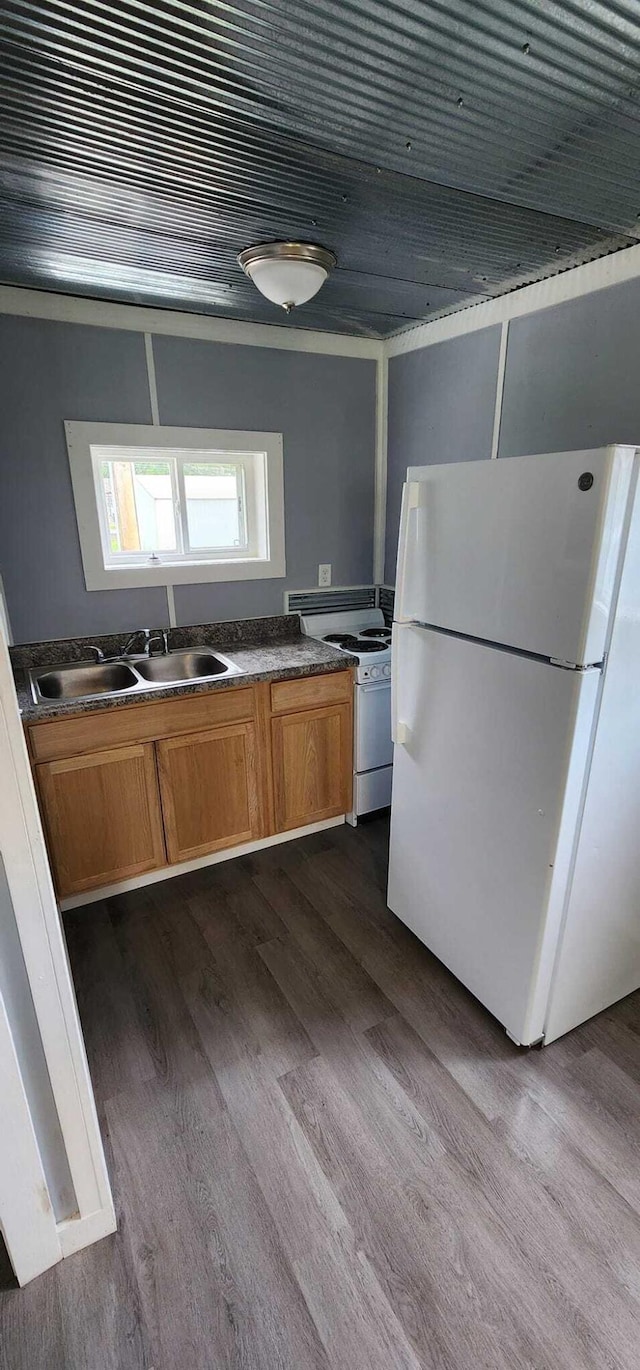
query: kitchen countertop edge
14 637 358 724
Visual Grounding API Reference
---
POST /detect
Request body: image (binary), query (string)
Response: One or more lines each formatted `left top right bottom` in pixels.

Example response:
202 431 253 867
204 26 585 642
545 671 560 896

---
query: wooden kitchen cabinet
28 669 353 898
271 700 352 832
35 743 165 896
28 683 256 763
157 721 262 863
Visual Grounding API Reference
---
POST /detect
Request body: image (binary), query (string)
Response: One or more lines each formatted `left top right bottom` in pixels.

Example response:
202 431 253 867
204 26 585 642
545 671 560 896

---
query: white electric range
300 609 393 821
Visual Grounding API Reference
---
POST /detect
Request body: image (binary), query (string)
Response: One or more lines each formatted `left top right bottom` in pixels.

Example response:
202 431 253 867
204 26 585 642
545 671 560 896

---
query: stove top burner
323 632 388 654
359 627 392 641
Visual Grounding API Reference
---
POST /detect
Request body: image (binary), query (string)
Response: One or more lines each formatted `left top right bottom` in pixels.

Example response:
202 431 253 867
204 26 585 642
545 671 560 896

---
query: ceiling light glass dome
237 242 337 313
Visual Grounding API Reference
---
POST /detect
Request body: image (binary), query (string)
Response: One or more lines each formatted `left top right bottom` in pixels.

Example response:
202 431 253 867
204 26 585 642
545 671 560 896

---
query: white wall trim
385 242 640 357
144 332 160 424
8 247 640 364
0 573 12 645
166 583 177 628
490 321 509 460
0 284 382 359
373 354 389 584
0 622 115 1251
60 814 346 910
57 1205 117 1259
64 420 287 589
144 331 175 629
0 992 63 1285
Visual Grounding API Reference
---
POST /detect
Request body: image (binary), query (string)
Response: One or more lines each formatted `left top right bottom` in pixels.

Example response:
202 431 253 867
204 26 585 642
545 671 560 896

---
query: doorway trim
0 624 115 1283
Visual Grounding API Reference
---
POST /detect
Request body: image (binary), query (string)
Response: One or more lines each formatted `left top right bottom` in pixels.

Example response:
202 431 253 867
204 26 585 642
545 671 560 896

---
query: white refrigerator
388 445 640 1045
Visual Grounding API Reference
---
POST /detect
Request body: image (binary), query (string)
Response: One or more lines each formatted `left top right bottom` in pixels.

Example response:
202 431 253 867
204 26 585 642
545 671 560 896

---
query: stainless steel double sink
29 648 242 707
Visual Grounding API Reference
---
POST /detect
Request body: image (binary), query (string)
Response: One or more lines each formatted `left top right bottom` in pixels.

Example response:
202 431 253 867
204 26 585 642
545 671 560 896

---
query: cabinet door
157 722 261 863
271 703 352 832
36 744 165 897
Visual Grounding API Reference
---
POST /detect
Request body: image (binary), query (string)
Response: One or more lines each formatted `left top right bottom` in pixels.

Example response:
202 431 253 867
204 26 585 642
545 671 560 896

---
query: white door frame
0 993 63 1284
0 623 115 1284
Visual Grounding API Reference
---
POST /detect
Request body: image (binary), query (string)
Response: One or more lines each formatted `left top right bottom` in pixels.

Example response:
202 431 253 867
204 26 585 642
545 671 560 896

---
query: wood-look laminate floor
3 815 640 1369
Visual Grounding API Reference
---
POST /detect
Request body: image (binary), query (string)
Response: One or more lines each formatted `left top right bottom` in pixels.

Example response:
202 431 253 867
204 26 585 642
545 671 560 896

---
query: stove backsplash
287 585 394 623
378 586 395 627
287 586 377 616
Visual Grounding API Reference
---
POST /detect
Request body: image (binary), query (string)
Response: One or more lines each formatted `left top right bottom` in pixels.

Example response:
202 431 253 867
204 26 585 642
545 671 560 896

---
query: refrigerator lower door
395 446 636 665
388 624 601 1044
544 471 640 1042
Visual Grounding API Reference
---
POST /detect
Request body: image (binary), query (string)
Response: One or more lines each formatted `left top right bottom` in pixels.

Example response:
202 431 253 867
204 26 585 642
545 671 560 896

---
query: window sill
85 555 286 590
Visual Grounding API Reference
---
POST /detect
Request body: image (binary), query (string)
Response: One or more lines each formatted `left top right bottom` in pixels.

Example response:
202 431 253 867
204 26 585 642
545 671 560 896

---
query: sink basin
134 649 238 684
28 646 242 706
33 661 140 701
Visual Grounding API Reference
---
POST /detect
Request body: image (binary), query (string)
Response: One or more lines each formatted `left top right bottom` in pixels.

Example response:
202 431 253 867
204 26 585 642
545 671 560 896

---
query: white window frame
64 422 286 589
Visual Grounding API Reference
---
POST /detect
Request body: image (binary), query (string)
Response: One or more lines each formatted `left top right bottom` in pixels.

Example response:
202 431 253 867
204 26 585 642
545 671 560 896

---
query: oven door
356 679 393 773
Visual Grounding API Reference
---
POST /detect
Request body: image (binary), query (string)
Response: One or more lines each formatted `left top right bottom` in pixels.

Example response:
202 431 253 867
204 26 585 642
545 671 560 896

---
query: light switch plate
318 564 332 587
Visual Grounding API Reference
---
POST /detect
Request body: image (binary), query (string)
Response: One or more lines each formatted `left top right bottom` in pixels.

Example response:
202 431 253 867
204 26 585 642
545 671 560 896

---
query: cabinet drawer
270 671 352 716
28 684 256 762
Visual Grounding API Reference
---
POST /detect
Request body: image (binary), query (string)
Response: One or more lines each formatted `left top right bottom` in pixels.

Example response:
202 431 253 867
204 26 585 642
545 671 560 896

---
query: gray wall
152 337 375 629
384 274 640 584
7 275 636 631
499 275 640 456
0 317 165 643
385 326 501 582
0 317 376 642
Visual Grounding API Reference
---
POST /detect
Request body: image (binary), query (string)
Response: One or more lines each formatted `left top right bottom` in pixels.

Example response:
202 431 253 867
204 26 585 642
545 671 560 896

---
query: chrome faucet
121 628 153 658
86 629 168 663
148 629 170 656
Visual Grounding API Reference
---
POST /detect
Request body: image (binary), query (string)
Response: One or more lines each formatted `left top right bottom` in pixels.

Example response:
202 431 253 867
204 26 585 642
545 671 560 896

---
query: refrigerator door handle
396 480 423 623
391 627 409 746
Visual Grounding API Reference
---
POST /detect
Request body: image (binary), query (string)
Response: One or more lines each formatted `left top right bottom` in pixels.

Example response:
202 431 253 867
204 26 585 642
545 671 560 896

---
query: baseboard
59 815 346 910
57 1203 117 1259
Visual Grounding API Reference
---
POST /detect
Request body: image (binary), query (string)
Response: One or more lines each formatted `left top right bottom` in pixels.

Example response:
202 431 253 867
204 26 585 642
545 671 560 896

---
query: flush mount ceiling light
237 241 337 313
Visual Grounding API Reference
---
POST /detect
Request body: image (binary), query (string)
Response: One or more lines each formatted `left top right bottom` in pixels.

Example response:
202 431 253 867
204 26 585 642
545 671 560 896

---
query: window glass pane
101 460 177 553
183 462 244 550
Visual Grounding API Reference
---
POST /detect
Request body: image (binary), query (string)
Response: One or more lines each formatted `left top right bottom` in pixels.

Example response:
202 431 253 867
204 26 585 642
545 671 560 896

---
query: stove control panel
359 662 392 682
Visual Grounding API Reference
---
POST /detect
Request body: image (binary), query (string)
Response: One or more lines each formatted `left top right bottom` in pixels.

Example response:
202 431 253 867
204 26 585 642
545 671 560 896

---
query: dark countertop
12 616 356 723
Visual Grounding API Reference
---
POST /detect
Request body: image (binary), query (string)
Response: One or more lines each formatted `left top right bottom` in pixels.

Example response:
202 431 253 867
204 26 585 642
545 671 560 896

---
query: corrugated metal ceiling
0 1 639 336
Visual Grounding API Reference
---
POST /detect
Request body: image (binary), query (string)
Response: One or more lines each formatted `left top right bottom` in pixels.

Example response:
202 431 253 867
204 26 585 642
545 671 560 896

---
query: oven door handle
358 678 391 692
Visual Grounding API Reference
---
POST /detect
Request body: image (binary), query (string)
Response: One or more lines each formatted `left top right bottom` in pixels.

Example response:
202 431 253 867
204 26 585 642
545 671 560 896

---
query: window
64 423 285 589
97 454 249 562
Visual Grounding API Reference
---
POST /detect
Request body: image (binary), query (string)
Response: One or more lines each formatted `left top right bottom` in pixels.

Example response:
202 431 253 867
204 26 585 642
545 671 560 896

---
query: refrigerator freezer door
388 624 601 1044
395 446 635 665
